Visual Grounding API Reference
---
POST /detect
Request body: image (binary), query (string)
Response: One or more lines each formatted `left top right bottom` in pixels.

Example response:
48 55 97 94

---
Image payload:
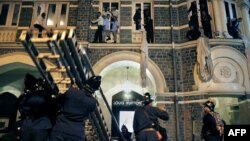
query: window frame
33 2 69 28
101 1 120 20
224 0 238 19
0 2 21 27
132 2 152 32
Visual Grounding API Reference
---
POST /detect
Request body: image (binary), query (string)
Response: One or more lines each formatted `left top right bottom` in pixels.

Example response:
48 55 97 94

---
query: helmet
143 93 153 105
203 100 215 111
86 76 102 91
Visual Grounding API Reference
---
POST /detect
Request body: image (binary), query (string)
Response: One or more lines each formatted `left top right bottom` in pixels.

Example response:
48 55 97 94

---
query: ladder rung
54 79 71 84
38 53 60 59
59 88 68 93
47 67 67 72
54 78 71 83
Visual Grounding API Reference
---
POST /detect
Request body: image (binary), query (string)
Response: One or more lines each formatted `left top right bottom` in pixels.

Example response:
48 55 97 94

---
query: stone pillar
218 0 232 38
237 0 250 38
211 0 223 38
76 0 93 41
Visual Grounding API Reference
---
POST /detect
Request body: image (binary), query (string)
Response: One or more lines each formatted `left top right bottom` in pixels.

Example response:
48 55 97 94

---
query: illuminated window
34 2 68 28
0 3 20 27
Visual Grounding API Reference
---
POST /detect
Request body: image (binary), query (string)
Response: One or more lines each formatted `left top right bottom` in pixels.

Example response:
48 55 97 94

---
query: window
0 3 21 27
133 2 151 31
102 2 119 18
34 2 69 27
224 0 237 19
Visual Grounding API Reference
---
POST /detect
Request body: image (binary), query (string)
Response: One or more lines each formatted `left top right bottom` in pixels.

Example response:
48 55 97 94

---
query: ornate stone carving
213 62 237 83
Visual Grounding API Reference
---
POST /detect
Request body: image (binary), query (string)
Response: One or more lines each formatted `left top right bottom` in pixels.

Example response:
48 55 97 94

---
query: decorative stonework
214 62 237 83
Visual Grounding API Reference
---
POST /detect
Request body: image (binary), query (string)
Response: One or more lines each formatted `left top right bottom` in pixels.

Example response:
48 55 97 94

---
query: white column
218 0 232 38
241 4 250 38
211 0 223 38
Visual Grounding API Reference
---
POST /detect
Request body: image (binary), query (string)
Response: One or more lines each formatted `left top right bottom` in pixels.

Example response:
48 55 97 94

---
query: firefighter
133 93 169 141
50 76 101 141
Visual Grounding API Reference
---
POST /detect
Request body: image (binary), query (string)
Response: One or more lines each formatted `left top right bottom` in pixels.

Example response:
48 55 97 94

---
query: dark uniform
145 16 154 43
121 125 132 141
50 76 101 141
202 113 220 141
50 87 97 141
19 90 52 141
201 100 221 141
133 93 169 141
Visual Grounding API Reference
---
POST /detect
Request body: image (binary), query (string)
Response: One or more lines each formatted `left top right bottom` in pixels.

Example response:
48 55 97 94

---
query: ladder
19 29 124 141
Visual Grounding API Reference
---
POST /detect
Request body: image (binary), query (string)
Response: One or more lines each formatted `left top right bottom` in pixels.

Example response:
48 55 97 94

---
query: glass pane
144 3 151 19
224 2 230 19
111 3 119 19
231 4 237 18
12 4 20 26
103 2 110 12
0 4 9 25
60 4 67 26
47 4 56 26
111 3 119 10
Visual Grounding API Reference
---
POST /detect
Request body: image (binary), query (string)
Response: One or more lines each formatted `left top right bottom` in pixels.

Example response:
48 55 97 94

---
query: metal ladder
19 29 124 141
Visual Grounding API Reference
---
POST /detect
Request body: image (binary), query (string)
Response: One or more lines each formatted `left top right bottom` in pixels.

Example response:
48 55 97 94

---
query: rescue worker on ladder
50 76 101 141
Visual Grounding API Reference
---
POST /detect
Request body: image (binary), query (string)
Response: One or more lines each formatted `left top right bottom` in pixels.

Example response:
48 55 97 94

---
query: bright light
124 94 131 99
60 20 64 25
119 111 135 132
123 80 131 93
47 19 54 25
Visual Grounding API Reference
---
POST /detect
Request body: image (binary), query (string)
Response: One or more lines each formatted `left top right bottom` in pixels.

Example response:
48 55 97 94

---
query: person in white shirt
103 14 111 42
91 12 104 43
111 7 119 19
33 12 46 38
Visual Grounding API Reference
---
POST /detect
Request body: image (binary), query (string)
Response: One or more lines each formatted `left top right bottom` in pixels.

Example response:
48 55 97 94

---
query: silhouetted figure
50 76 101 141
186 25 201 40
33 12 46 38
188 1 199 29
121 125 132 141
17 74 55 141
230 17 242 39
133 93 169 141
18 90 52 141
201 100 221 141
201 11 212 38
133 8 142 30
144 15 154 43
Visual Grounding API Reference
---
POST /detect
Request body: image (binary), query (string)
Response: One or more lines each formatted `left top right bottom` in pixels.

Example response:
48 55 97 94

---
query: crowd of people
1 73 226 141
91 7 119 43
29 4 244 43
186 1 242 41
4 74 101 141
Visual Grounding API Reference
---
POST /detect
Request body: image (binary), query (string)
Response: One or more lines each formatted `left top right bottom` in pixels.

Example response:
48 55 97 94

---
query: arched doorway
92 51 167 137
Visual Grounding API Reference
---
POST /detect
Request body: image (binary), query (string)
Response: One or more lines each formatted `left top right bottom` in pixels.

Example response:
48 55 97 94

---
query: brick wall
68 6 78 26
120 7 132 26
76 0 92 41
179 47 197 91
120 30 132 43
